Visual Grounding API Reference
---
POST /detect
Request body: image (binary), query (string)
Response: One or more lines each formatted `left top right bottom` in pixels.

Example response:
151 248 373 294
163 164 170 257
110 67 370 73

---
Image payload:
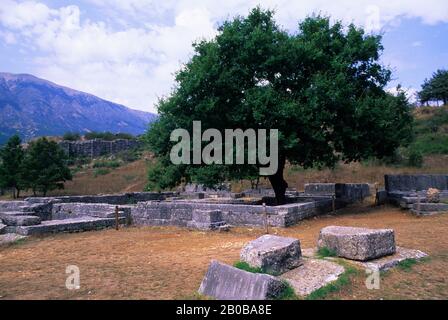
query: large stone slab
1 215 41 226
15 216 126 236
317 226 396 261
240 235 302 275
304 183 335 195
411 202 448 215
0 233 27 246
335 183 370 203
351 247 428 271
279 258 345 296
198 260 286 300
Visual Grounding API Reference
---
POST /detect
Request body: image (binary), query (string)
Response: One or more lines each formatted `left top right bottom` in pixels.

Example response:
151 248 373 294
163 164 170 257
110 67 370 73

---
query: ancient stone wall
25 192 175 205
58 139 142 158
51 203 132 220
130 198 343 228
385 174 448 192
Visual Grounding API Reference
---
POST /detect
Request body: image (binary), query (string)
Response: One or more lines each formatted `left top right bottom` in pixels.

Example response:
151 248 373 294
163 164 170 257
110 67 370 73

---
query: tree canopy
21 137 72 196
418 69 448 106
144 8 413 203
0 135 25 198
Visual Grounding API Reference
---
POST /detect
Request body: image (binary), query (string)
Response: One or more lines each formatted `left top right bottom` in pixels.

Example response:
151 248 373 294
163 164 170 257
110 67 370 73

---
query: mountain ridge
0 72 157 144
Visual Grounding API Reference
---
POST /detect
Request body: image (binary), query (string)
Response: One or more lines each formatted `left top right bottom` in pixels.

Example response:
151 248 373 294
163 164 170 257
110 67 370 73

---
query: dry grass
1 204 447 300
51 159 149 196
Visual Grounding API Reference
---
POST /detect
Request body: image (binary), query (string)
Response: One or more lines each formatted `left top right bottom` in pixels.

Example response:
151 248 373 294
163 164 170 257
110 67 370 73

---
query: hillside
0 72 157 144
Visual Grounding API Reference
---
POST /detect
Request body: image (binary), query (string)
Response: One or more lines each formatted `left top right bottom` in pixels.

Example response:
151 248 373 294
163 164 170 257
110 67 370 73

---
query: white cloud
412 41 423 47
0 0 447 112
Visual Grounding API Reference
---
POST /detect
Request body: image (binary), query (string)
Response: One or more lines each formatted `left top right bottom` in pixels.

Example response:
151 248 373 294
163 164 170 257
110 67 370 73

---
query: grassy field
1 203 447 300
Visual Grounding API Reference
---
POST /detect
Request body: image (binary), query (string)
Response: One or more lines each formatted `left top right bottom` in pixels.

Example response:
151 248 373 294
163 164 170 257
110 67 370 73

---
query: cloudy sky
0 0 447 113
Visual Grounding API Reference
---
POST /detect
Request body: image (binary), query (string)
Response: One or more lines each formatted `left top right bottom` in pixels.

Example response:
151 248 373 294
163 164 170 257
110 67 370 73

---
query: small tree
22 137 72 196
0 135 25 198
418 69 448 106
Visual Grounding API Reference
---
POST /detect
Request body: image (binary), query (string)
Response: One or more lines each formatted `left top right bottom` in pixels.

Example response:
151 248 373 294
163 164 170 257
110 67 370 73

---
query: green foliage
418 69 448 105
84 131 135 141
116 149 141 162
317 247 337 258
144 8 413 200
145 158 185 191
0 135 25 197
62 132 81 141
93 168 111 177
92 160 121 168
276 281 299 300
233 261 264 274
306 264 358 300
407 149 424 167
396 258 418 272
411 133 448 155
21 137 72 196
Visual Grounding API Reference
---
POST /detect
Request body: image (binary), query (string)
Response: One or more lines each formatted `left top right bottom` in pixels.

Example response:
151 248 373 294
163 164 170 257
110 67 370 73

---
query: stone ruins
377 174 448 215
58 139 141 158
0 174 439 298
199 227 427 300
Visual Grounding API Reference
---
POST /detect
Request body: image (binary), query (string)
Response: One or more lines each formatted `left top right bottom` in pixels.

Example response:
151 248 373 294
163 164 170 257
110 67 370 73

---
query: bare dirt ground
1 204 447 300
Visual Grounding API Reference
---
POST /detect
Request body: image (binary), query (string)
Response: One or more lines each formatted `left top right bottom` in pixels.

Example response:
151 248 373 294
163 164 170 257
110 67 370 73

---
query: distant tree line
418 69 448 106
63 131 136 141
0 135 72 198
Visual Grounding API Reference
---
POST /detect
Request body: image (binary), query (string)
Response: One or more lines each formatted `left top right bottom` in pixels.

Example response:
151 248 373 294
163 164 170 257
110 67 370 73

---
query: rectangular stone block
335 183 370 203
304 183 335 195
317 226 396 261
198 260 286 300
1 215 41 226
240 235 302 275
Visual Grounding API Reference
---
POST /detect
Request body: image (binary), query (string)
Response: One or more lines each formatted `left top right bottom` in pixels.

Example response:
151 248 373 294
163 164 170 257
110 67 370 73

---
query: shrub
93 160 121 169
63 132 81 141
93 168 111 177
407 149 424 167
84 131 135 141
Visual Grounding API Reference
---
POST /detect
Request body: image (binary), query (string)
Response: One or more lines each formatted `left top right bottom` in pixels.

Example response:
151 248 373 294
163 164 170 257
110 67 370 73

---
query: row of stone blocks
411 203 448 216
199 226 397 299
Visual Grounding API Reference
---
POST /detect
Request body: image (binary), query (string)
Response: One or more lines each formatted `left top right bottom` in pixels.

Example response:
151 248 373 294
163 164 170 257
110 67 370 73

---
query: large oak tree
145 8 413 204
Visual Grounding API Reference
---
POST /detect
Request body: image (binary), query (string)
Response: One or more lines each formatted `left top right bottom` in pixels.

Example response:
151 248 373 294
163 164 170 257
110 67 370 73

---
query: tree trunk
16 188 20 198
267 156 288 205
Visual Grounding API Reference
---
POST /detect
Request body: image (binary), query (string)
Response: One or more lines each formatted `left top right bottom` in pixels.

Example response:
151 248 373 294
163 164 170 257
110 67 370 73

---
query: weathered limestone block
304 183 335 195
411 202 448 215
335 183 370 203
1 215 41 226
317 226 396 261
240 235 302 275
187 210 227 230
198 260 286 300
